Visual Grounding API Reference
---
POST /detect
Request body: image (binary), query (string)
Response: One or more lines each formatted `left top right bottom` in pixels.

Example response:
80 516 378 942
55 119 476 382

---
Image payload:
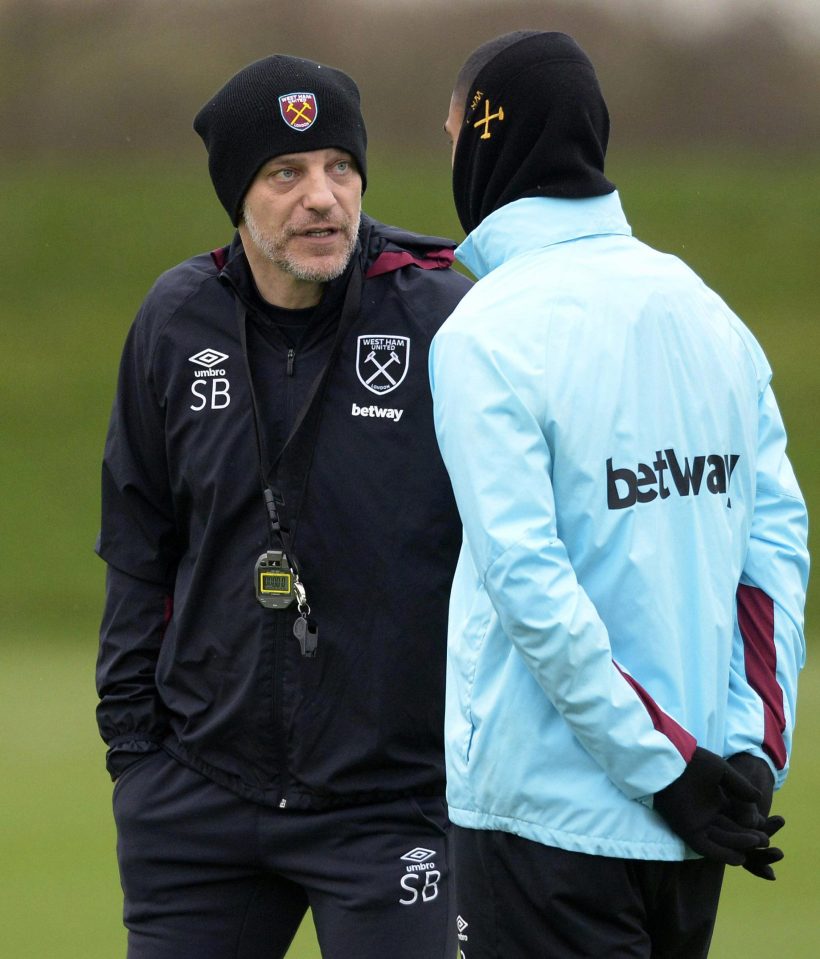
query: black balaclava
452 32 615 235
194 55 367 226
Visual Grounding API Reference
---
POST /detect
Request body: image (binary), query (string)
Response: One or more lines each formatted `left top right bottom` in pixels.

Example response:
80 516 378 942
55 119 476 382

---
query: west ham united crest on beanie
278 92 318 131
194 55 368 225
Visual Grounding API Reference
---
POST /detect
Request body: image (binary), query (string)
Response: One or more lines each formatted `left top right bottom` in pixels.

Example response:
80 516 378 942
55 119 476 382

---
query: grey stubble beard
243 206 361 283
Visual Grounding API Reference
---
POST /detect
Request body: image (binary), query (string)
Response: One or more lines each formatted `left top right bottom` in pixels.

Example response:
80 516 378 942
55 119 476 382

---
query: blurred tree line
2 1 817 640
2 0 819 162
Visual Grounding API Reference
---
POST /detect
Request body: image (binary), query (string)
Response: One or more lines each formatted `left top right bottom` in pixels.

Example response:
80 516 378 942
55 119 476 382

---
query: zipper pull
286 349 295 376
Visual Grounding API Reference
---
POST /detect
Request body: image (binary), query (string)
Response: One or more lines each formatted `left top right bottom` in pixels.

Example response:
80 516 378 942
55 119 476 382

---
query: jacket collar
455 191 632 279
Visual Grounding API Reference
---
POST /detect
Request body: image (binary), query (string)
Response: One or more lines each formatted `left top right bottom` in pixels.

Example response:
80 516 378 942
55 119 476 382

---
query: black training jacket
95 215 472 808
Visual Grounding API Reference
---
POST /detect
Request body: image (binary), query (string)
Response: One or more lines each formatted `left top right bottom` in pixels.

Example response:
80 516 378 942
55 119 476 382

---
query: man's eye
334 161 350 174
274 169 297 181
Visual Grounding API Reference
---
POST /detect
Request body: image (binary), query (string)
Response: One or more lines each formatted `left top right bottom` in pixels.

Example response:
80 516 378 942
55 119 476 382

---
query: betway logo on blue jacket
607 449 740 509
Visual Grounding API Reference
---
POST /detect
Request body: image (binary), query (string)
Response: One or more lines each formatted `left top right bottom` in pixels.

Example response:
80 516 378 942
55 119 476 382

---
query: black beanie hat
194 55 367 226
452 32 615 235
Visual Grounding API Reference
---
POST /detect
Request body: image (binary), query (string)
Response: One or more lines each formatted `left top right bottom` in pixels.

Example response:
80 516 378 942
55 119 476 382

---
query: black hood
452 32 615 235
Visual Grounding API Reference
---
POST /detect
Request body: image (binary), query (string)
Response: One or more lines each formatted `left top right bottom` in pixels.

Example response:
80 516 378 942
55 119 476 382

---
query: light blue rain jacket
429 193 808 859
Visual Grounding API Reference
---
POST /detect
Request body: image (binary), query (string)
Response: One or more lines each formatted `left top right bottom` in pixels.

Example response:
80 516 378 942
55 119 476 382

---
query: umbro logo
401 847 435 863
189 348 229 368
188 348 231 412
399 847 441 905
457 917 468 934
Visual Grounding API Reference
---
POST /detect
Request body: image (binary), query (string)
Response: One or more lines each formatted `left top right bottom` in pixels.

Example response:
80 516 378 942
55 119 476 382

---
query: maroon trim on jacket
210 247 228 270
737 584 787 769
614 662 697 761
162 595 174 636
365 248 455 279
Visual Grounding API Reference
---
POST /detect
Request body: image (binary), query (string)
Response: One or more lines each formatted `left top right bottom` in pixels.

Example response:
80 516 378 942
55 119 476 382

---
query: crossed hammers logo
287 101 314 125
364 350 401 386
356 336 411 394
278 93 318 130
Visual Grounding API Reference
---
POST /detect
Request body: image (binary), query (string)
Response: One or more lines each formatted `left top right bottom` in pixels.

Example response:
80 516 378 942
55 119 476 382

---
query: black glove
653 747 771 865
727 752 784 880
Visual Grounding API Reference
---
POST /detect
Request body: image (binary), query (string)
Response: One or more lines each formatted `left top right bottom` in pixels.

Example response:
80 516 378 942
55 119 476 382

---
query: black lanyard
236 259 363 586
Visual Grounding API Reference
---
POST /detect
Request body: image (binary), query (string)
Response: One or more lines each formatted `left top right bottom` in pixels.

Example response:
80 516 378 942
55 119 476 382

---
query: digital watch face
260 571 292 595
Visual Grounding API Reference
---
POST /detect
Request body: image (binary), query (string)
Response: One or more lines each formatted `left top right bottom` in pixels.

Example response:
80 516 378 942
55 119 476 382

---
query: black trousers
112 749 456 959
453 825 725 959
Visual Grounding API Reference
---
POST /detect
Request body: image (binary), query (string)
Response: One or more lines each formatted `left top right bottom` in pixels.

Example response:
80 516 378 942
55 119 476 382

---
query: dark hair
453 30 543 102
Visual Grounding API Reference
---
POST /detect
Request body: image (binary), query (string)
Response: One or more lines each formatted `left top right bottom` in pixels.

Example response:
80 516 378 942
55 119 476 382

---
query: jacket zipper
273 610 289 808
276 347 297 807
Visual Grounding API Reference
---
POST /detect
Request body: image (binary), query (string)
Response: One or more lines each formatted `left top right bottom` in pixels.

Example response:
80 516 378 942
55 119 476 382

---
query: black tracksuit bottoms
453 824 725 959
112 749 456 959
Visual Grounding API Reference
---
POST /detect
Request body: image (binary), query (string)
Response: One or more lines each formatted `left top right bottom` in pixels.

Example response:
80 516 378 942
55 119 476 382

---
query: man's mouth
298 225 339 239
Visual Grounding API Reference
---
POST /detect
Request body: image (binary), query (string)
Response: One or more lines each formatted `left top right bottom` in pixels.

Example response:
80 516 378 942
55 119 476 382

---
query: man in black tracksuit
95 55 471 959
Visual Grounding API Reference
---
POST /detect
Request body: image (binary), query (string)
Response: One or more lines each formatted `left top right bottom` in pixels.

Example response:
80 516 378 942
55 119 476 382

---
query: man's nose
300 172 337 213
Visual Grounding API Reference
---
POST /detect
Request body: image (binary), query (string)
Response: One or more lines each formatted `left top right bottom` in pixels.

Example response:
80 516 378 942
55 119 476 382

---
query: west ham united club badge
278 92 318 131
356 335 411 395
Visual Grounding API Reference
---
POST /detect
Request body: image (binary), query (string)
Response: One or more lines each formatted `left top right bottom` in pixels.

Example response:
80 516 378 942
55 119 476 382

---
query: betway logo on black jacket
607 449 740 509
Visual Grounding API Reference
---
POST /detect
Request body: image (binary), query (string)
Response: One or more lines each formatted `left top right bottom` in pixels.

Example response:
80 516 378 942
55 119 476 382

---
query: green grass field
1 150 817 957
1 641 816 958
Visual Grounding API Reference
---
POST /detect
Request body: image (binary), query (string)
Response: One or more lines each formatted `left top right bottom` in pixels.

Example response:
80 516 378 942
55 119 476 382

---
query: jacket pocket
408 796 450 837
112 749 165 800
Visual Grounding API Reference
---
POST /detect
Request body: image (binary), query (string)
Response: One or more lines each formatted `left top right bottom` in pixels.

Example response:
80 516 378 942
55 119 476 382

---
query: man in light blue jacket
430 31 809 959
